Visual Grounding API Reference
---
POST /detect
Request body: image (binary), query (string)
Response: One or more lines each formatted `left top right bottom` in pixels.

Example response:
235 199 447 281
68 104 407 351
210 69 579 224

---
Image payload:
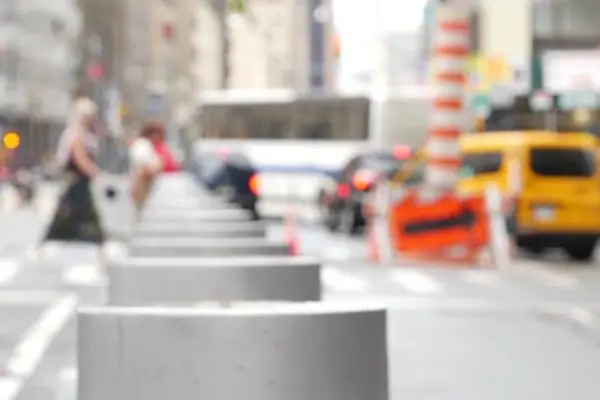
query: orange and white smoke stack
424 2 470 198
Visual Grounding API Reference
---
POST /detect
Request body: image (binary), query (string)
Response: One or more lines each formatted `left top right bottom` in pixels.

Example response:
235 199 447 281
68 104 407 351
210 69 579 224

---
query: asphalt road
1 184 600 399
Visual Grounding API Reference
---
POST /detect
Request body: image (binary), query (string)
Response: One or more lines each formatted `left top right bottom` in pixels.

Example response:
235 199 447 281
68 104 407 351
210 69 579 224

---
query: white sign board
543 50 600 92
529 91 553 111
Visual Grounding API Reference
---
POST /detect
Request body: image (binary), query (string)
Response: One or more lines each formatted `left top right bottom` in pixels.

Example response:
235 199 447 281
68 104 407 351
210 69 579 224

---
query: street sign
147 92 166 117
558 91 598 110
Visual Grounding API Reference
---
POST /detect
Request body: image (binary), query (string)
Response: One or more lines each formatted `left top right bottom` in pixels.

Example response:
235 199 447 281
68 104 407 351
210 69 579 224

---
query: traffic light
2 132 20 149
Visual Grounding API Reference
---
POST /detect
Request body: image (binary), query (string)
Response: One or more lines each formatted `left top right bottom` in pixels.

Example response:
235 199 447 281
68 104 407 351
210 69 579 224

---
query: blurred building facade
0 0 81 169
418 0 600 94
75 0 126 101
193 0 226 91
192 0 337 91
122 0 152 122
0 0 80 121
121 0 197 125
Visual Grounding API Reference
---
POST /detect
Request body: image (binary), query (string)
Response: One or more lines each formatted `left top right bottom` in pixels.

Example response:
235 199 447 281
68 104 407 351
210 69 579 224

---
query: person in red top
152 126 181 173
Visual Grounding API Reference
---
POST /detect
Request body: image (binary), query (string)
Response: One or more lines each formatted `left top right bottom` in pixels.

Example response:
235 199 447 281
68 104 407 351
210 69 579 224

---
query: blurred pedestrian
153 126 181 173
129 120 163 222
37 98 108 265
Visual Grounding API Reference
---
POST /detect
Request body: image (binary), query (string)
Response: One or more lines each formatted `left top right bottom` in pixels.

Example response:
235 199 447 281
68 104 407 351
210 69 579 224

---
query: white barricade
367 180 512 267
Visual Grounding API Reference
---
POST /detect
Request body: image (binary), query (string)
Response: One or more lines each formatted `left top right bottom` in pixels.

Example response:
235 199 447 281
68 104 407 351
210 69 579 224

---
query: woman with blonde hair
129 120 163 221
38 97 108 261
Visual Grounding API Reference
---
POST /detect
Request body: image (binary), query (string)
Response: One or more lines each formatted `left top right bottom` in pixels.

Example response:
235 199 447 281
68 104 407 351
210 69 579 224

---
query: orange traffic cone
284 206 299 256
367 221 379 263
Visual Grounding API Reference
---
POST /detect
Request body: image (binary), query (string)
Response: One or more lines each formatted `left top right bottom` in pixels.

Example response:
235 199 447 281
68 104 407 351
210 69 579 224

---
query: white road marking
326 295 597 314
58 366 78 381
23 246 37 263
0 290 63 305
0 378 21 399
566 307 597 328
41 243 60 259
0 189 19 213
1 294 78 400
390 270 444 295
23 243 60 263
460 269 504 288
62 264 104 286
0 260 19 285
102 241 128 262
321 266 369 292
510 261 579 288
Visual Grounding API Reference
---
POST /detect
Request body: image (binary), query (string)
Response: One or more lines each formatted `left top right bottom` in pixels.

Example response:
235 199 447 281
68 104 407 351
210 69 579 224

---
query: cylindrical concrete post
108 256 321 305
128 238 290 257
78 303 388 400
144 196 231 206
141 209 251 222
134 221 267 239
152 174 199 191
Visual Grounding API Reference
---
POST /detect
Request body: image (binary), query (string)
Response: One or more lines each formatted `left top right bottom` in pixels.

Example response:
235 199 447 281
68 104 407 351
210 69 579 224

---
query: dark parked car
193 149 260 220
317 146 412 234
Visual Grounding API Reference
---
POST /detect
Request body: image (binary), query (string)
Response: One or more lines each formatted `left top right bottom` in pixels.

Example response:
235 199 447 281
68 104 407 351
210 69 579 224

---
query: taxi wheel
523 245 546 256
516 237 545 257
565 241 596 262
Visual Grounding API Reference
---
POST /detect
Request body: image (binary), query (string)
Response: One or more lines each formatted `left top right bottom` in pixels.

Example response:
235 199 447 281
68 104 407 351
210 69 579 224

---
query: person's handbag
104 185 118 199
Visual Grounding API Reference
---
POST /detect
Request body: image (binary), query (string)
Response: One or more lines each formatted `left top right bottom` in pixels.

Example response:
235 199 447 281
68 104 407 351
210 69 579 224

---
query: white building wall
0 0 80 119
228 0 292 89
479 0 532 66
192 2 224 91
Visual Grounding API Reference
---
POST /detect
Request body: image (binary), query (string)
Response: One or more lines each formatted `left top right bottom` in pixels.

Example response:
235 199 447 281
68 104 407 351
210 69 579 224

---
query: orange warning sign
389 191 489 253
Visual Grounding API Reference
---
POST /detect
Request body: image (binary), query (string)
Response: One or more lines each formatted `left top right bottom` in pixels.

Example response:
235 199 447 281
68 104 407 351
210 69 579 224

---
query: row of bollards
77 174 390 400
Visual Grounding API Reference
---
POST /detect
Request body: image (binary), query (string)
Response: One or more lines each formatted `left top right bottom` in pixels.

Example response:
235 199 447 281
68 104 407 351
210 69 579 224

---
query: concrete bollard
78 303 389 400
144 202 233 212
128 238 290 257
134 221 267 239
141 208 251 222
108 256 321 305
144 196 233 210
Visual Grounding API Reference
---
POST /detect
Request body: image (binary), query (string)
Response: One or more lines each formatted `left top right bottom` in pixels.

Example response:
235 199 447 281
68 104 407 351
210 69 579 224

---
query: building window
469 9 479 53
534 0 600 38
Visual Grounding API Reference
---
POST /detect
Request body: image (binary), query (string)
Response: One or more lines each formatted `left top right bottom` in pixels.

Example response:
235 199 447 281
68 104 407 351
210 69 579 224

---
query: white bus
194 88 433 169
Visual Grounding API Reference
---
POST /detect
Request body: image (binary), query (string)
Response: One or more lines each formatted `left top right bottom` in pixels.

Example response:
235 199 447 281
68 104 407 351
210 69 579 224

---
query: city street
0 189 600 399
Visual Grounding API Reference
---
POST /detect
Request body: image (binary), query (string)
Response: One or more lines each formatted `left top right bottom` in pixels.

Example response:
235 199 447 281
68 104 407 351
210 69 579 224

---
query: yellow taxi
394 131 600 261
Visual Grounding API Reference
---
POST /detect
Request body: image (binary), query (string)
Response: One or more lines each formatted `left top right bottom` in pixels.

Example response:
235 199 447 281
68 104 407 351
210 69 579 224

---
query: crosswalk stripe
459 269 504 287
507 261 579 288
321 266 369 292
0 260 20 285
390 270 444 295
0 290 63 305
61 264 104 286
